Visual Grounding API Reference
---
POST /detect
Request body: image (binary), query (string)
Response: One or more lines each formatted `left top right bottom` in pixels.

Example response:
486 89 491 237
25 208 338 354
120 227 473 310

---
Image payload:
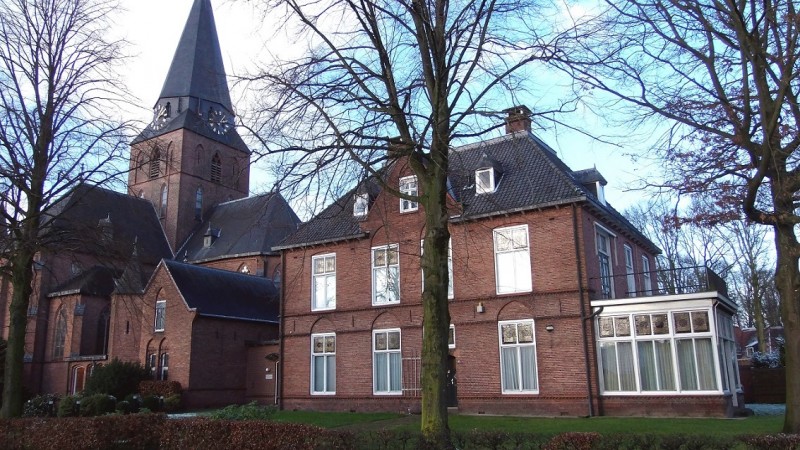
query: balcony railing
589 265 728 301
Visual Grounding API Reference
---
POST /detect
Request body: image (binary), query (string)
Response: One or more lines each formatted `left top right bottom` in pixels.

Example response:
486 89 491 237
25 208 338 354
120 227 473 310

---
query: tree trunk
752 266 767 353
774 224 800 433
418 146 452 447
1 254 34 418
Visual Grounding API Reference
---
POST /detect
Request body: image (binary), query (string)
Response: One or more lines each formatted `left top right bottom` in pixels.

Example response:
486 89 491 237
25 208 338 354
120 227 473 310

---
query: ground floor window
597 309 723 394
498 319 538 393
373 329 401 394
312 333 336 394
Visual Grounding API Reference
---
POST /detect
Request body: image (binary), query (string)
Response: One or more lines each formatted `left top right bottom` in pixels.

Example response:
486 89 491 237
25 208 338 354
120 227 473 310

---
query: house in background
276 107 742 417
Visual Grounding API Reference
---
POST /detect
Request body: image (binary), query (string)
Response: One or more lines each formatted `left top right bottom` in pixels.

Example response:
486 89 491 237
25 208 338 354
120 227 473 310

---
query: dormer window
354 193 369 218
203 225 220 248
476 168 495 194
399 176 418 212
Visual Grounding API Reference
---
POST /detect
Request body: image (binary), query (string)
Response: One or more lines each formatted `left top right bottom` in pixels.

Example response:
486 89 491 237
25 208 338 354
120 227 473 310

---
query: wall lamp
476 302 485 314
545 325 555 332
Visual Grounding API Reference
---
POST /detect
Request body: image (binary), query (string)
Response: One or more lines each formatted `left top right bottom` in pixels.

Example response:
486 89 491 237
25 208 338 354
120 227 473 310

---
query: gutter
278 250 286 410
272 232 369 251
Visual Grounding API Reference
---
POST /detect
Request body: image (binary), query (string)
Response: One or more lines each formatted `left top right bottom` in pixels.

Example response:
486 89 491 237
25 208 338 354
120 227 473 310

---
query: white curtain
618 342 636 390
677 339 698 390
601 342 619 391
520 346 537 390
313 355 325 392
654 340 675 390
326 355 336 392
501 347 519 390
375 353 387 391
638 341 656 390
389 352 401 391
695 338 716 390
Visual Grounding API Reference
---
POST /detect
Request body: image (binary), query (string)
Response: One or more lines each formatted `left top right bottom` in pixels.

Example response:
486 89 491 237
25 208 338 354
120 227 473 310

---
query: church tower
128 0 249 251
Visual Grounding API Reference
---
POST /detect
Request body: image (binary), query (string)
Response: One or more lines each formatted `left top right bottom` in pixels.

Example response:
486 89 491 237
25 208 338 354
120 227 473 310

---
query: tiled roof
279 131 659 253
48 266 119 298
44 184 173 267
164 260 279 323
178 192 301 262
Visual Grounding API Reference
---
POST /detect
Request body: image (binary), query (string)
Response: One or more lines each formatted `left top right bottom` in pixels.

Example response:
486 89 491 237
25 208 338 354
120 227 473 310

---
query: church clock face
151 104 168 130
207 109 231 135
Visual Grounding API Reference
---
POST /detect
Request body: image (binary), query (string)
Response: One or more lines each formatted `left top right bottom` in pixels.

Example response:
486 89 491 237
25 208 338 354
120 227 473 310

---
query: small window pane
635 315 651 336
652 314 669 335
388 331 400 350
673 312 691 333
615 317 631 337
692 311 709 332
599 317 614 338
375 332 387 350
518 323 534 343
502 324 516 344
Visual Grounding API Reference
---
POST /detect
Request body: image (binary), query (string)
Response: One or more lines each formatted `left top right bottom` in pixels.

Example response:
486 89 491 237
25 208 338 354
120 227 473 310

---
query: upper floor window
354 193 369 218
373 329 402 394
195 187 203 220
493 225 532 294
399 176 418 212
159 184 168 218
498 320 539 393
642 256 653 296
449 324 456 349
211 153 222 183
312 254 336 311
372 244 399 305
311 333 336 395
149 148 161 179
154 300 166 332
596 227 614 299
624 245 636 297
52 308 67 360
476 168 495 194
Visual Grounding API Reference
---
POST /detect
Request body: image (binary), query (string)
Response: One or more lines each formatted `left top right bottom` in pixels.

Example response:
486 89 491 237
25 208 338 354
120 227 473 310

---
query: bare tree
246 0 579 444
561 0 800 431
0 0 129 417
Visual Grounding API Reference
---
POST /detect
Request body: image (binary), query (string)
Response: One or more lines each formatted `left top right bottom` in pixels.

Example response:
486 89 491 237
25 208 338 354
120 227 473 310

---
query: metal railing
589 265 728 300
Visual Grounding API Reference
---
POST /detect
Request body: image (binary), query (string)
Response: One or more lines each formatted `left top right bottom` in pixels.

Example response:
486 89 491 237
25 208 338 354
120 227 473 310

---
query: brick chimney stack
504 105 532 134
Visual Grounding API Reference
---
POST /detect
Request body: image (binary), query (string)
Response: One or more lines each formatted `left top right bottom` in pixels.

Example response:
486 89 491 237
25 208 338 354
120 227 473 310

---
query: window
53 308 67 360
147 352 157 378
448 325 456 349
421 239 453 299
211 153 222 183
154 300 166 332
160 184 168 217
72 366 86 394
159 353 169 381
311 333 336 394
498 320 538 393
372 244 399 305
312 254 336 310
641 256 653 295
493 225 532 294
373 329 401 394
354 193 369 217
149 149 161 179
596 228 614 299
399 176 418 212
597 309 720 394
624 245 636 297
476 168 495 193
195 187 203 220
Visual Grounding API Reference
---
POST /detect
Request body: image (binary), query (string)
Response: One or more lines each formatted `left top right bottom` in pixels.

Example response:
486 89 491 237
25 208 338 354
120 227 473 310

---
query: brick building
0 0 297 408
276 110 743 417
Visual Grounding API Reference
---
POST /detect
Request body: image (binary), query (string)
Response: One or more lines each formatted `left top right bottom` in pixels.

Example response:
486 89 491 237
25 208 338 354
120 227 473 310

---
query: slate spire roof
159 0 232 113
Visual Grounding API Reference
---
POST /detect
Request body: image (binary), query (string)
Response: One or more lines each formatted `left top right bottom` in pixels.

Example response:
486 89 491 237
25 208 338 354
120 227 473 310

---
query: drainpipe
277 251 286 410
572 203 594 417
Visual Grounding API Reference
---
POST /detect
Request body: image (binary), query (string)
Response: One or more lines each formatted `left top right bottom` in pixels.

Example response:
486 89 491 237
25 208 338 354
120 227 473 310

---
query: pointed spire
159 0 233 113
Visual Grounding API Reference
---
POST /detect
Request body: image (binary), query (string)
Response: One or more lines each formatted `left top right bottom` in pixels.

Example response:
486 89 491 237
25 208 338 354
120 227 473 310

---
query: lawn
270 410 784 437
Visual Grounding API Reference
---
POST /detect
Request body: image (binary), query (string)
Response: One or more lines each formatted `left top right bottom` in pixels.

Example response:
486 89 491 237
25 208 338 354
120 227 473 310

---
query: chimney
504 105 532 134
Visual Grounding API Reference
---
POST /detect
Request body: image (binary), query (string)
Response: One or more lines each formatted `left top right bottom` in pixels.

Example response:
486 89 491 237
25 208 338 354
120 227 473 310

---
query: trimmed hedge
139 380 182 398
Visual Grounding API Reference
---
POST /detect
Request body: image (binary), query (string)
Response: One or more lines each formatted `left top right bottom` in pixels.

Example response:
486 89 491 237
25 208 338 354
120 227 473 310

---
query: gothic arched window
149 148 161 179
211 153 222 183
53 308 67 360
195 187 203 220
160 184 168 217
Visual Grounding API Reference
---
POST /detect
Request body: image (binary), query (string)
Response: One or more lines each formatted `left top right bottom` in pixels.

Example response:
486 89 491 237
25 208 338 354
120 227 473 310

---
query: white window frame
354 193 369 217
399 176 418 212
373 328 402 395
311 253 336 311
596 308 723 396
421 239 454 299
498 319 539 394
476 168 495 194
311 333 336 395
154 300 166 332
624 245 636 298
372 244 400 305
449 324 456 349
493 225 532 294
596 226 615 299
641 256 653 295
159 352 169 381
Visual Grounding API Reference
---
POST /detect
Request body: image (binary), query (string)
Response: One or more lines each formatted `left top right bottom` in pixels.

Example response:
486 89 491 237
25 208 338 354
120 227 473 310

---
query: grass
269 410 784 437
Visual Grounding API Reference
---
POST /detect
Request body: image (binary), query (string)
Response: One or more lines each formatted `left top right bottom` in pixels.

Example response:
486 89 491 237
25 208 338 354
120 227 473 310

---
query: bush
208 402 276 421
163 394 182 413
543 432 602 450
83 359 149 399
22 393 59 417
142 395 161 412
139 380 182 398
79 393 116 417
57 395 79 417
752 351 783 368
